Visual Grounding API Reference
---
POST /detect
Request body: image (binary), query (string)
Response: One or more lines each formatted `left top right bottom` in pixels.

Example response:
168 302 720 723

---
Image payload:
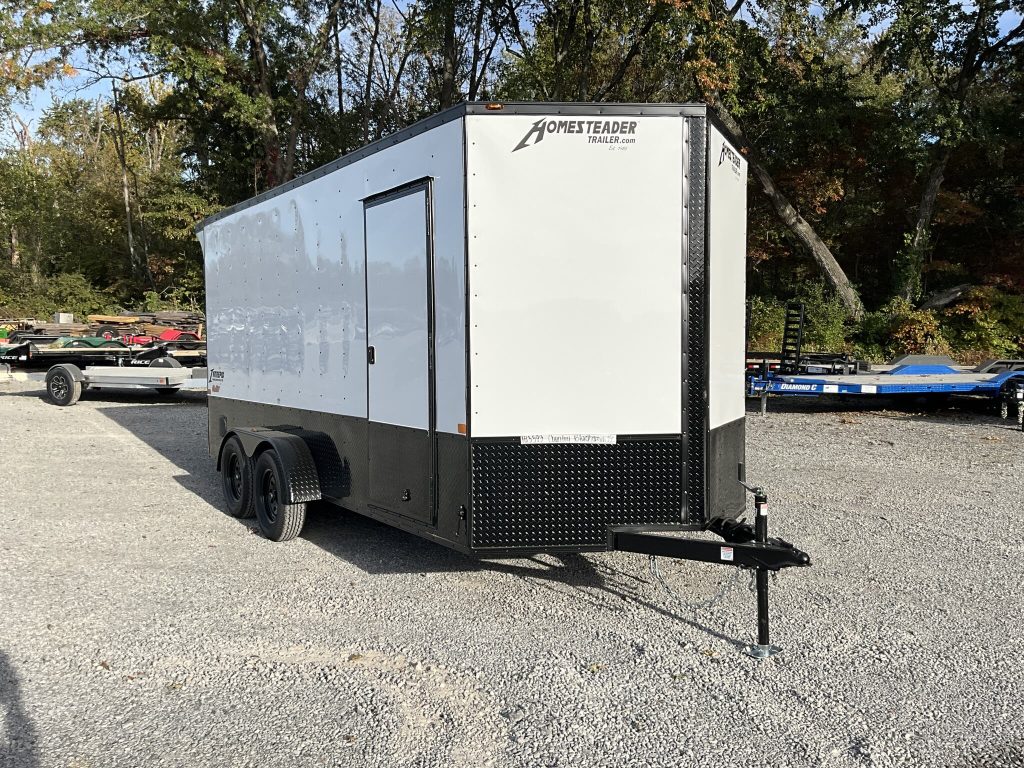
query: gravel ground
0 380 1021 768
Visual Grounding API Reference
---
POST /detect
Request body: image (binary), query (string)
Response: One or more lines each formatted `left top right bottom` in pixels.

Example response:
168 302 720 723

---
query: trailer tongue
612 485 811 658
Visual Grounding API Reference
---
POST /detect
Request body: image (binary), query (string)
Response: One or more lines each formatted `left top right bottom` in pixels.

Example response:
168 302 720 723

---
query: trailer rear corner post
610 485 810 659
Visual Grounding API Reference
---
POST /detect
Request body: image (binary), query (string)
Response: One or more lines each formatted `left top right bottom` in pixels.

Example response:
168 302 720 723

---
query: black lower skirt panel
209 398 738 554
469 437 689 550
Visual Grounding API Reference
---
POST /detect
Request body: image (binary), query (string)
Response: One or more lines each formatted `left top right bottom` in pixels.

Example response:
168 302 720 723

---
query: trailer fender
48 362 85 382
218 429 322 505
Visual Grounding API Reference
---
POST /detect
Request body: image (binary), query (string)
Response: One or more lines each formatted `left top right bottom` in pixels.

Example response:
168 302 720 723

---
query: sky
5 5 1022 145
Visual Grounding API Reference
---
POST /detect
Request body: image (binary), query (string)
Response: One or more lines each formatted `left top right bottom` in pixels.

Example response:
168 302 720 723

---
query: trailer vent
470 439 683 549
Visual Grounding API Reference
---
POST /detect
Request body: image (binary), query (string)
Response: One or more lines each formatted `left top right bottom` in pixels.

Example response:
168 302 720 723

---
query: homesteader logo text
719 142 742 177
513 118 638 152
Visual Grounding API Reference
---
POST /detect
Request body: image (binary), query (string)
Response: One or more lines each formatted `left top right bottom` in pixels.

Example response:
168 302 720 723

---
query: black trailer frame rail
609 529 810 571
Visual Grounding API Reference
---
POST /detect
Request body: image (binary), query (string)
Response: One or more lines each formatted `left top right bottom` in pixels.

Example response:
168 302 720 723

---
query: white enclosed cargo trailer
197 103 809 652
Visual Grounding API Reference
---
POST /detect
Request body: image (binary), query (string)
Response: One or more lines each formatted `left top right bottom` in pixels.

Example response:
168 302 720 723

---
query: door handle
367 345 376 364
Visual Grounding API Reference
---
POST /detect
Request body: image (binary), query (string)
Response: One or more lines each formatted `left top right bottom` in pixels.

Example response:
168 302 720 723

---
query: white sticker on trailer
861 385 877 394
720 546 734 562
520 434 617 445
823 385 839 393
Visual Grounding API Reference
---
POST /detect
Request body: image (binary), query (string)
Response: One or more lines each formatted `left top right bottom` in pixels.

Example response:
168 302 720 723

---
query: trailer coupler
609 488 810 659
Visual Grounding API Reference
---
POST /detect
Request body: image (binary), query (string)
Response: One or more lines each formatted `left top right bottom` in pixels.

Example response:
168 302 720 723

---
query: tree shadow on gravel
91 399 749 651
87 394 217 502
0 650 39 768
943 741 1023 768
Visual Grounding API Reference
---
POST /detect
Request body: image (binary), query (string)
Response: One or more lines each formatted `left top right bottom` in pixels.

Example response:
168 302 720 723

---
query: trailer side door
364 183 435 524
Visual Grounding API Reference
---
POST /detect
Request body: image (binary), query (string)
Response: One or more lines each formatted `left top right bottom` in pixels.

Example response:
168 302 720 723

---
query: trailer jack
609 488 810 658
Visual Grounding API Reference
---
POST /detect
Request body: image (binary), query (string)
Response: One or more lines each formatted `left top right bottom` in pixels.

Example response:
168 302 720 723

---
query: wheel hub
262 471 278 523
50 376 69 400
228 455 243 499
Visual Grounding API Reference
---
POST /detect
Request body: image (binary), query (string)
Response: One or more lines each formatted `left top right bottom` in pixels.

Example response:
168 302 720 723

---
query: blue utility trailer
747 356 1024 420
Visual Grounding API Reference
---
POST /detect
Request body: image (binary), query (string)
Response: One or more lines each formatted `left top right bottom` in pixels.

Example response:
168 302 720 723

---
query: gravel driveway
0 380 1021 768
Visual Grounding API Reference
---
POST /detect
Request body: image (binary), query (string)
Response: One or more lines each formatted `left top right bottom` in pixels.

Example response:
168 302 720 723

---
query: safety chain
648 555 749 612
648 557 783 613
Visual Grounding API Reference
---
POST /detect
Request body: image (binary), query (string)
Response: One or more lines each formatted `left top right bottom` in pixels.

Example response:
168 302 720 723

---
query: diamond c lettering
512 118 638 152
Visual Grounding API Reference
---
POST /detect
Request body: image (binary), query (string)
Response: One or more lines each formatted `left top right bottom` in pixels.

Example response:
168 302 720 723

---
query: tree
867 0 1024 301
498 0 866 317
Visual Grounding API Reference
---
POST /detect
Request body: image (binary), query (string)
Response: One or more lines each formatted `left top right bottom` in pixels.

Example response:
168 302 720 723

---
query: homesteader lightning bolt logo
513 118 639 151
513 119 548 151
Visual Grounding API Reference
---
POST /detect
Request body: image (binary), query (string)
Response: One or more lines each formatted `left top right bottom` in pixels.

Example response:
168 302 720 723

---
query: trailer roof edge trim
194 101 711 232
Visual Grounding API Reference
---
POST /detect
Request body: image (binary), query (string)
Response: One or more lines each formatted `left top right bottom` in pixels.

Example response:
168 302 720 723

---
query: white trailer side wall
706 124 748 429
198 119 467 434
466 114 684 438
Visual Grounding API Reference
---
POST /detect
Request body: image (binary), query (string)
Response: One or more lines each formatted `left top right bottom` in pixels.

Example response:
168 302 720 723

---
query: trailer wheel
254 450 307 542
220 437 255 519
45 365 83 406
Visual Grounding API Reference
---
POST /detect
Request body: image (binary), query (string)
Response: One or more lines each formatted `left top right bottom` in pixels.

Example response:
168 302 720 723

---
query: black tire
96 326 118 340
44 365 83 406
220 437 255 519
253 450 307 541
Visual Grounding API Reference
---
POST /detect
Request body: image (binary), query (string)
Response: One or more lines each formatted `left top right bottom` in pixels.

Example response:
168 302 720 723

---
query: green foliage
941 286 1024 361
747 281 850 353
853 298 951 361
0 266 115 319
747 295 786 352
750 280 1023 364
794 281 849 352
140 266 205 313
0 0 1022 339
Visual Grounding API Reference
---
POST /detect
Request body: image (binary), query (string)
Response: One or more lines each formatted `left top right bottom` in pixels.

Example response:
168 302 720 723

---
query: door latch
367 345 376 364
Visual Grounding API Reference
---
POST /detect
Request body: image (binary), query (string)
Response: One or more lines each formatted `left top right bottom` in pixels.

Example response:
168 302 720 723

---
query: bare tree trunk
9 226 19 268
590 1 665 101
712 101 865 320
334 14 346 153
363 0 382 144
237 0 283 187
899 147 950 302
577 0 595 99
439 0 459 108
467 1 486 100
111 82 157 291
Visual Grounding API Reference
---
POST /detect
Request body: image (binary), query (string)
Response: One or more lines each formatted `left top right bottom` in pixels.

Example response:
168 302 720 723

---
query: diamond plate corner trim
686 116 707 525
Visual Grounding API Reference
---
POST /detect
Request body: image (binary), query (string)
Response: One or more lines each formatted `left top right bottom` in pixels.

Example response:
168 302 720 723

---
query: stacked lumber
29 322 92 336
86 310 205 338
